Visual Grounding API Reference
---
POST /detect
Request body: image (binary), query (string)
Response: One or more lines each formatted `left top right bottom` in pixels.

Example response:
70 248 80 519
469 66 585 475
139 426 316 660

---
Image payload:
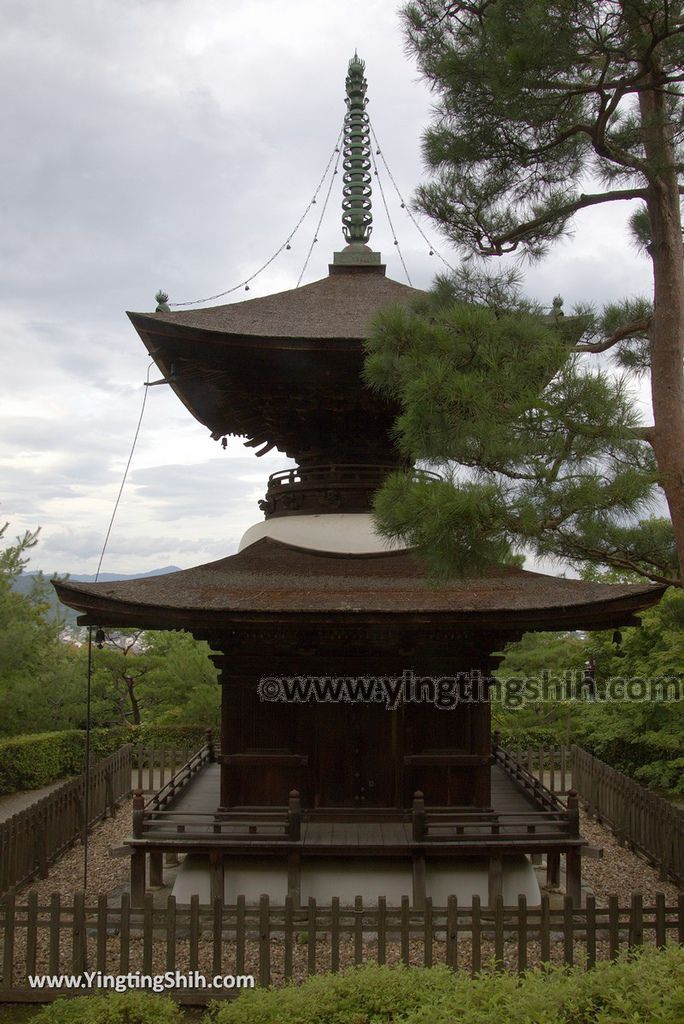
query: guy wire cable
83 359 155 891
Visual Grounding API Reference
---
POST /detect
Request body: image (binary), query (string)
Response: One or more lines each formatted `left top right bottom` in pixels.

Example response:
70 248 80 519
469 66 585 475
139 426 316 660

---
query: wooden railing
0 746 132 898
1 891 683 1002
493 742 569 815
572 744 684 886
131 742 203 794
506 744 573 796
138 790 303 842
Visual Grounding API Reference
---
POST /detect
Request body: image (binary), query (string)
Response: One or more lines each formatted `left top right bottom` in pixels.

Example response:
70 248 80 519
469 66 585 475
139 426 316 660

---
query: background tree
495 588 684 793
0 523 219 737
373 0 684 576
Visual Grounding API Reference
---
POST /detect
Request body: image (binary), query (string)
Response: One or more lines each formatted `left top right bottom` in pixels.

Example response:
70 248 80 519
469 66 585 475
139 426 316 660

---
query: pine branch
575 316 652 353
556 533 681 587
476 188 648 254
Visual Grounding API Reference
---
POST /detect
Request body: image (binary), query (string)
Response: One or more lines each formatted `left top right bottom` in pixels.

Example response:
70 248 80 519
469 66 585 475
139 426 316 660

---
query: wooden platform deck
132 761 582 858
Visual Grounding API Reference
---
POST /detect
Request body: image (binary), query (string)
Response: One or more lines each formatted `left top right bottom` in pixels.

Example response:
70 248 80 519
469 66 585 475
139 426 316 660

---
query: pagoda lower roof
53 537 664 632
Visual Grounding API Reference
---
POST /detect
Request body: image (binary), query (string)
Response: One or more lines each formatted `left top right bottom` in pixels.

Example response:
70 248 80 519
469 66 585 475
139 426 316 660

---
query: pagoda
55 55 664 908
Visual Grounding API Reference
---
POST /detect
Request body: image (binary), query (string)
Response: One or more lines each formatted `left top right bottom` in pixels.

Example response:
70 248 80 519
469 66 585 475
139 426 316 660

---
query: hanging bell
95 628 106 650
429 249 434 256
245 285 250 291
286 243 291 250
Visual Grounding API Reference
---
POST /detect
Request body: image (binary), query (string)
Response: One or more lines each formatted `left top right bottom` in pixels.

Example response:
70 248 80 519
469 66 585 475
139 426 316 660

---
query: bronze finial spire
333 54 381 268
342 52 372 245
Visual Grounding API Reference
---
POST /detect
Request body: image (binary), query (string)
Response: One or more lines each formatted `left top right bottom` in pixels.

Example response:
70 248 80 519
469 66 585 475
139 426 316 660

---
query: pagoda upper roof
54 537 664 633
126 265 422 460
130 265 422 343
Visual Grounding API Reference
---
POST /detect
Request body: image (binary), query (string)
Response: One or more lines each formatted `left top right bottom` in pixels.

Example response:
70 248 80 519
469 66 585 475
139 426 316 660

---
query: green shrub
207 946 684 1024
34 991 182 1024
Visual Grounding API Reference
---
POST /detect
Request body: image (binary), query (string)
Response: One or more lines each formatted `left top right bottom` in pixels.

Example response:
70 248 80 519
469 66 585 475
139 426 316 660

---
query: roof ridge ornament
333 53 382 269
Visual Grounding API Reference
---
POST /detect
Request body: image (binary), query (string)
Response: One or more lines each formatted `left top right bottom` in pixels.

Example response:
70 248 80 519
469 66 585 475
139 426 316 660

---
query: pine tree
366 1 684 581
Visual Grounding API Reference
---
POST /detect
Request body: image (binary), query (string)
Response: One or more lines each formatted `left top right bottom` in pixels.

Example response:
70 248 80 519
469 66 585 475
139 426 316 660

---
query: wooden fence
572 744 684 886
0 746 133 898
1 891 683 1002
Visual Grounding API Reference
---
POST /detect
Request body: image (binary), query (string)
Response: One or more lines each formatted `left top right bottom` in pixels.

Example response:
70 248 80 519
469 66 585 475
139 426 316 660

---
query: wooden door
314 704 399 808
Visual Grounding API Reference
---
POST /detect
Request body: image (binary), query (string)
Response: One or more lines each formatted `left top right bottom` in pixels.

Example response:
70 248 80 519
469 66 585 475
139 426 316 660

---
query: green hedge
0 728 129 795
0 723 213 795
209 947 684 1024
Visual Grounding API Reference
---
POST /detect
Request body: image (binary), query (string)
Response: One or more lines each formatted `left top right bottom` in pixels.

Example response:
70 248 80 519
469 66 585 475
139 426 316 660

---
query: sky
1 0 656 577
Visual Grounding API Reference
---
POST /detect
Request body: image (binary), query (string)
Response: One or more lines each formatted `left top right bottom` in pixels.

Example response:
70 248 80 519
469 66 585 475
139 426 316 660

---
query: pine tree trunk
639 76 684 581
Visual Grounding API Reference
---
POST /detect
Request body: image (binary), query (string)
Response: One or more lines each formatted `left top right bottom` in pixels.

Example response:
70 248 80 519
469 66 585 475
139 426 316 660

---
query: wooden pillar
488 855 503 906
412 855 427 910
130 849 146 906
209 851 225 903
220 672 241 808
566 848 582 907
149 850 164 888
546 851 561 888
287 852 301 906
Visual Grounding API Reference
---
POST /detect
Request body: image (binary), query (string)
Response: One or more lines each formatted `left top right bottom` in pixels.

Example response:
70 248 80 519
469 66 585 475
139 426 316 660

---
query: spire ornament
333 54 381 267
342 53 373 246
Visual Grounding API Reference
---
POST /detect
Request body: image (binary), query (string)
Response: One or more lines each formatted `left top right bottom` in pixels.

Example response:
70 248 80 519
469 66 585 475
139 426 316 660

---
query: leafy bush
34 991 182 1023
634 756 684 794
208 946 684 1024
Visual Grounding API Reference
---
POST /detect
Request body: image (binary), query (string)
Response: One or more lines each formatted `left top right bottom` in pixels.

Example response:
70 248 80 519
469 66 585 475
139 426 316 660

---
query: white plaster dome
238 512 408 555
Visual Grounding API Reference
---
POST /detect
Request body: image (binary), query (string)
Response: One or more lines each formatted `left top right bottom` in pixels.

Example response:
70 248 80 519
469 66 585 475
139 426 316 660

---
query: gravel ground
2 796 680 989
578 805 681 906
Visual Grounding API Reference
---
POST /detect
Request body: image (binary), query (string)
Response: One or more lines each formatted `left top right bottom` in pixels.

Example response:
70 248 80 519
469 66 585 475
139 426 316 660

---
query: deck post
288 790 302 840
130 848 146 906
209 851 225 902
149 850 164 888
546 851 560 888
132 790 145 838
566 848 582 906
206 728 216 762
567 789 580 836
287 852 301 906
412 791 426 842
412 855 426 909
488 855 503 906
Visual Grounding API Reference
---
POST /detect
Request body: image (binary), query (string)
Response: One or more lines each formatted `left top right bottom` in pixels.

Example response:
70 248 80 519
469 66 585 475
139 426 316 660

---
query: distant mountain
12 566 182 623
